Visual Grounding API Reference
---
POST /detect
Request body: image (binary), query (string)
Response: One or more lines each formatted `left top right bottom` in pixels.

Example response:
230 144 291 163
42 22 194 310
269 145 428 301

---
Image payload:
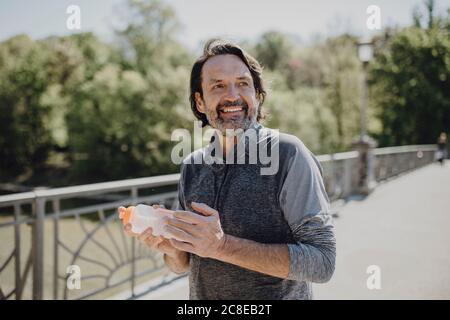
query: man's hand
119 205 182 259
165 202 227 259
163 202 292 280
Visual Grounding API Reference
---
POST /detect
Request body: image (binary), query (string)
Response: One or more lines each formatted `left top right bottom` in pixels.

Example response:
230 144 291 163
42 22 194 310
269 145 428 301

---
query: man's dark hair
189 39 267 127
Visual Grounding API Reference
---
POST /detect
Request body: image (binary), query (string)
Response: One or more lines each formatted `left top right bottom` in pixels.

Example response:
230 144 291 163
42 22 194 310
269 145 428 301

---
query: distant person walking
437 132 448 166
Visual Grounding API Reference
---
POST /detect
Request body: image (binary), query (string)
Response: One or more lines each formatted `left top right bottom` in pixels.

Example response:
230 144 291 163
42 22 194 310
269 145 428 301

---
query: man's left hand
164 202 226 258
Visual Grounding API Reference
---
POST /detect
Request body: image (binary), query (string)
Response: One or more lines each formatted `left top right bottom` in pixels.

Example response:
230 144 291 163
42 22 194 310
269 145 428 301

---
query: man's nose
224 84 240 102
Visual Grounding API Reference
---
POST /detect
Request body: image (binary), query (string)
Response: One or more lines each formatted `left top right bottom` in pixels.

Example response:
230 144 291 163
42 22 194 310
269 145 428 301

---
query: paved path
314 161 450 299
137 162 450 300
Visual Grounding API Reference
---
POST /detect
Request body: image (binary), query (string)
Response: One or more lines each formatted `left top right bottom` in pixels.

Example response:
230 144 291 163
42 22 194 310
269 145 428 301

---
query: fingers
145 236 164 249
123 223 138 237
191 202 218 217
156 240 179 256
167 217 199 236
173 210 205 224
169 238 194 253
137 227 153 241
136 227 164 248
165 225 195 243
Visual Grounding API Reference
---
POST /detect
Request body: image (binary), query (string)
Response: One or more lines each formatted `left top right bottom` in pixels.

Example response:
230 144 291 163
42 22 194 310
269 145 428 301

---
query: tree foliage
1 0 449 187
370 5 450 146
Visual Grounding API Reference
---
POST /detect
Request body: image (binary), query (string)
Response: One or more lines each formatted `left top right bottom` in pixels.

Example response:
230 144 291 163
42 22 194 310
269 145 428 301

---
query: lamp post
358 41 374 140
352 39 377 195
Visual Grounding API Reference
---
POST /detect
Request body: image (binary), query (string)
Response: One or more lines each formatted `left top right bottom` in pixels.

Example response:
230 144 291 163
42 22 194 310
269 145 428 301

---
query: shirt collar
205 122 264 164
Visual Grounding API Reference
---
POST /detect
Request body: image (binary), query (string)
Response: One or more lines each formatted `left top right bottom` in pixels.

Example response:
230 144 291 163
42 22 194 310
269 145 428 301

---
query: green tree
370 23 450 146
253 31 295 71
321 35 363 151
262 34 363 153
65 0 193 183
0 35 54 180
0 0 194 185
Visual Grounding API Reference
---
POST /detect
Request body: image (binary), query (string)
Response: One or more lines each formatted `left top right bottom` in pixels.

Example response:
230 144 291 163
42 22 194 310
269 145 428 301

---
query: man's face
195 54 259 133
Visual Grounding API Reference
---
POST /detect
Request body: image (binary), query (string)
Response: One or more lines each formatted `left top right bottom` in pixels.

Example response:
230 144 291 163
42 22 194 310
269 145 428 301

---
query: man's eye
212 84 224 90
238 82 249 87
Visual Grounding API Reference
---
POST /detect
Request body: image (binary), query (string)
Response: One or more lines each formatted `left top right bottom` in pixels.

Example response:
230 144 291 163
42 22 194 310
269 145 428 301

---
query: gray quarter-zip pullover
176 122 336 299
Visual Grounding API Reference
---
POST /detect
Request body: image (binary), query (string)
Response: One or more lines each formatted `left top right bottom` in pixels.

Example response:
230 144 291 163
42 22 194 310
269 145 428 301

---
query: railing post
52 199 60 300
14 204 22 300
352 135 377 195
130 188 138 298
343 158 353 198
32 198 45 300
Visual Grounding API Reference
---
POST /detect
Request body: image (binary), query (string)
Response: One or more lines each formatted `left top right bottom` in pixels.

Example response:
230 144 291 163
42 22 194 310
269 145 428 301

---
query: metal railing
0 174 183 300
373 145 437 181
0 144 437 299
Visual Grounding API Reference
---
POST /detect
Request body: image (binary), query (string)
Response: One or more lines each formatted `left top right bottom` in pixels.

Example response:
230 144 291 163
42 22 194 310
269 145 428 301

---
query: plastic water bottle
119 204 174 237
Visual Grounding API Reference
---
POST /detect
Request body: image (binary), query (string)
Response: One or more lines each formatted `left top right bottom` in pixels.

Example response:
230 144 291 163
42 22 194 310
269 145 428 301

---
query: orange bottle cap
119 206 135 225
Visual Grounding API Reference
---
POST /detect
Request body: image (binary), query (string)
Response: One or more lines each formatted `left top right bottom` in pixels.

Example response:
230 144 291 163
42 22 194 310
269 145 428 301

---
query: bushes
1 0 448 186
370 25 450 147
0 1 193 185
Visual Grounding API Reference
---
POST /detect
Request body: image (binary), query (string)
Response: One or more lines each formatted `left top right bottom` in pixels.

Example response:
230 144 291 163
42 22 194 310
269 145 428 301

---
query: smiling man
125 39 336 300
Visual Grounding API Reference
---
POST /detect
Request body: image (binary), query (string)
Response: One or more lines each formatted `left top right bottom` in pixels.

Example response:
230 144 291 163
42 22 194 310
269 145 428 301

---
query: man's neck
218 134 238 156
213 121 261 158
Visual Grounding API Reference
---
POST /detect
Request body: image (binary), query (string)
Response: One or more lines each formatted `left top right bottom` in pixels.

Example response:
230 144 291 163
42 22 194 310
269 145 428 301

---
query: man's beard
205 98 257 134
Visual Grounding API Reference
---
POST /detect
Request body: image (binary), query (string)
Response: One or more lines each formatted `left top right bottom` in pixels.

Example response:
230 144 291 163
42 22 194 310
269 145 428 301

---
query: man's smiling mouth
220 106 244 113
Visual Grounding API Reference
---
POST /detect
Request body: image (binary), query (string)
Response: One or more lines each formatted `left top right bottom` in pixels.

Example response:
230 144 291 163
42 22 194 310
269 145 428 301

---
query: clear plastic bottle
119 204 173 237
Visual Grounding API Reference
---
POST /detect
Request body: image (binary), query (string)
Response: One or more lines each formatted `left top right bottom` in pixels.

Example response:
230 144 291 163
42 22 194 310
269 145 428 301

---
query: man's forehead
202 54 252 81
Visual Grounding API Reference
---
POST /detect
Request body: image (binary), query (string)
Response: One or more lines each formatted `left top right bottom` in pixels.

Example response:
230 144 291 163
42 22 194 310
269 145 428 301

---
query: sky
0 0 448 50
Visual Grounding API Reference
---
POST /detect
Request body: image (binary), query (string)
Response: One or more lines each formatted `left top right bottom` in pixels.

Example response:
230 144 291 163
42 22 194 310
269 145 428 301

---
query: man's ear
195 92 206 114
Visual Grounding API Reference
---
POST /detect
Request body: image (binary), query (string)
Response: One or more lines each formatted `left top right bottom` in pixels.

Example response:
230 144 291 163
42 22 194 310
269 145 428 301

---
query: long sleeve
279 140 336 283
174 163 186 211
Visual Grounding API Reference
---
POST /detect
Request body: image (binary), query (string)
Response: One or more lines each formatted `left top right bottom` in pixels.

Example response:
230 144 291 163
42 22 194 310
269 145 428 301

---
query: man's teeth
221 107 243 113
